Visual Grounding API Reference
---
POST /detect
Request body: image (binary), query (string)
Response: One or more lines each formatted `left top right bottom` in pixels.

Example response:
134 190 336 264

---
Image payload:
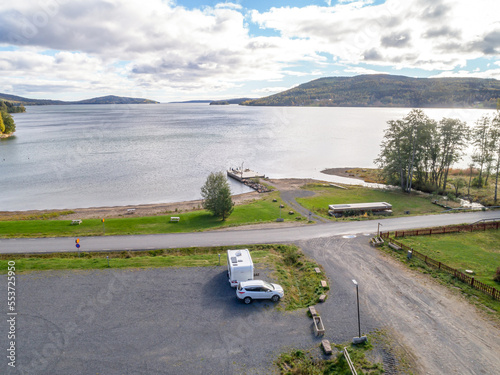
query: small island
0 100 24 138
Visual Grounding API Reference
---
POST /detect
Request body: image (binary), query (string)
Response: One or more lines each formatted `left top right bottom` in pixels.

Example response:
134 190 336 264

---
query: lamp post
352 279 360 337
377 222 383 237
352 279 367 344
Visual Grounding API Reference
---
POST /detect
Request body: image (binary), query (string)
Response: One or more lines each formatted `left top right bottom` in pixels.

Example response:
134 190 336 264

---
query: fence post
425 255 428 264
471 277 475 287
438 262 441 270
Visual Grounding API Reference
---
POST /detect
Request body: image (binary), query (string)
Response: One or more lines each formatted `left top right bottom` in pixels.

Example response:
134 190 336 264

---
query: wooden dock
227 168 265 182
227 168 271 193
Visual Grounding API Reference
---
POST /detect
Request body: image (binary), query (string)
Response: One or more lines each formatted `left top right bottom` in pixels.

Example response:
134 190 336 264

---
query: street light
352 279 367 344
377 222 383 237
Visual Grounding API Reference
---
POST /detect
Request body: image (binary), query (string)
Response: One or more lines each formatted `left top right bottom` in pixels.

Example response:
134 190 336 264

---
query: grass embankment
382 229 500 315
276 340 383 375
344 167 500 207
0 244 326 310
0 192 302 238
297 184 443 220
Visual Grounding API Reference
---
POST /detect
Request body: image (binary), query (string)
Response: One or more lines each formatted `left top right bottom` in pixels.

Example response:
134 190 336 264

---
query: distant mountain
0 93 159 105
0 93 66 105
210 98 254 105
241 74 500 108
169 100 213 104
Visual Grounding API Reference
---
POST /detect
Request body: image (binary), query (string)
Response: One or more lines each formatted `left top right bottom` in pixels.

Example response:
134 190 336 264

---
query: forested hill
241 75 500 108
0 93 159 105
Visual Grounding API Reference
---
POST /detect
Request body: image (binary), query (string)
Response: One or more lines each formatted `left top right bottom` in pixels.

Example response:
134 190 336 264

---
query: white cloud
0 0 499 101
251 0 500 72
431 68 500 80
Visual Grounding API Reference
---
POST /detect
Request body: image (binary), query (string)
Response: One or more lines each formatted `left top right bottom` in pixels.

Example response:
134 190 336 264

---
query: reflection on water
0 103 494 210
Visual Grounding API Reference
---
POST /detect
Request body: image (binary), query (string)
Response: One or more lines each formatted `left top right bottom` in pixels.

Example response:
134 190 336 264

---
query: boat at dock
227 168 265 182
227 168 270 193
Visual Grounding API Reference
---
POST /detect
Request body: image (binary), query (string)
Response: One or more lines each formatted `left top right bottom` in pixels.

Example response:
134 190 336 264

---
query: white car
236 280 284 304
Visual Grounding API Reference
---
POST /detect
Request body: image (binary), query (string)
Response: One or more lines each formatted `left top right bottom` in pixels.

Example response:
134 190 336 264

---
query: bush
283 247 300 265
494 267 500 283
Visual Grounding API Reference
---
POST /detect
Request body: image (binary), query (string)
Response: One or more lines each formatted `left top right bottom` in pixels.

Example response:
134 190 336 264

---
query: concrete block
308 306 318 317
321 339 332 355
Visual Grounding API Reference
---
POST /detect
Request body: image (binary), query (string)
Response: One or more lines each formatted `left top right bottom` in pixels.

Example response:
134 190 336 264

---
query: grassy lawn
0 192 302 238
381 229 500 315
397 230 500 288
0 244 327 311
276 340 384 375
296 185 443 220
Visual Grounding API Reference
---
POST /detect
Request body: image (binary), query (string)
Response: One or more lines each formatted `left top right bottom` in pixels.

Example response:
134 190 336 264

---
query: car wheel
271 295 280 302
244 297 252 304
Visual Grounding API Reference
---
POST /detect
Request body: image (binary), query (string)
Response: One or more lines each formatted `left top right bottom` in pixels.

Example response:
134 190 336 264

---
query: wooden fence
380 223 500 301
385 221 500 238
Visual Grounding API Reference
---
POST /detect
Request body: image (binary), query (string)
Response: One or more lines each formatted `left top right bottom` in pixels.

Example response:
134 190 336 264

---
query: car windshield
262 281 274 290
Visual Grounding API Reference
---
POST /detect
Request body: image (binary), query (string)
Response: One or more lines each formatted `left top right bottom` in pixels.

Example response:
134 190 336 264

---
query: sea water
0 103 494 211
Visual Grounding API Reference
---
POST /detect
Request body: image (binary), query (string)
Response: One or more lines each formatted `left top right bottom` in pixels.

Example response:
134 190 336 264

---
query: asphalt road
0 211 498 254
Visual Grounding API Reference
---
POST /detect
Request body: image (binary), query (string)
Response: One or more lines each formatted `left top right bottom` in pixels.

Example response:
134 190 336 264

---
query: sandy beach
0 174 356 221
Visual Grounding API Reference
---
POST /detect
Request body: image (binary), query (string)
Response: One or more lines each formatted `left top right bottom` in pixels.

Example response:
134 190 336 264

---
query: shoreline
0 174 364 221
0 191 261 221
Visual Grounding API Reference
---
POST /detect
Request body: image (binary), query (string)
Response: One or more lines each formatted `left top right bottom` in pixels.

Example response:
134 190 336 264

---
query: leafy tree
375 109 437 193
452 178 466 196
0 114 4 133
437 118 469 192
200 171 234 221
471 116 494 187
0 112 15 134
491 112 500 203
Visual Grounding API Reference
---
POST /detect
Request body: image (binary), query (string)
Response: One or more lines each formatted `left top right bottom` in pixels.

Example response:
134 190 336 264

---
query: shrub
494 267 500 283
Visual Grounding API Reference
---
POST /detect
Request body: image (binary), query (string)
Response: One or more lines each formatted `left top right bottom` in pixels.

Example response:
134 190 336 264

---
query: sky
0 0 499 102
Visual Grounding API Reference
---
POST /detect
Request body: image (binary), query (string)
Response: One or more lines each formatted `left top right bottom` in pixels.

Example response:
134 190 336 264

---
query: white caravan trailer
227 249 254 287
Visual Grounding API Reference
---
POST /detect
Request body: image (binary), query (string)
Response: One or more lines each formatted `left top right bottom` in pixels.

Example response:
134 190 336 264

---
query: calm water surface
0 104 494 211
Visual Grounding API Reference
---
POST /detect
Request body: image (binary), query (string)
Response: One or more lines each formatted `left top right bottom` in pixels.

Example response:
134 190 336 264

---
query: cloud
468 30 500 55
251 0 500 72
0 0 499 101
381 31 411 48
422 26 460 39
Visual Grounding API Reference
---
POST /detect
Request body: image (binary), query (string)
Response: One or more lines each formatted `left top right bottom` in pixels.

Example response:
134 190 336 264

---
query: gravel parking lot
1 265 350 375
4 235 498 375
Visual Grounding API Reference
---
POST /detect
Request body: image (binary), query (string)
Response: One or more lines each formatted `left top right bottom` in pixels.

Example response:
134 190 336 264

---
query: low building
328 202 392 216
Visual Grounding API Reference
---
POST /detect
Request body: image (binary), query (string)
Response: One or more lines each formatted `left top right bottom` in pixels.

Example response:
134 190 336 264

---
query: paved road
0 211 498 254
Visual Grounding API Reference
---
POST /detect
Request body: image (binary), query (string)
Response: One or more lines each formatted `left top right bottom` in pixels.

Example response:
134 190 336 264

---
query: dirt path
268 178 330 223
299 236 500 375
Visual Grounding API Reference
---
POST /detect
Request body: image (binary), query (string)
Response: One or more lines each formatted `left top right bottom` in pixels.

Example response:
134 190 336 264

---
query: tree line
375 108 500 203
0 100 24 135
242 75 500 108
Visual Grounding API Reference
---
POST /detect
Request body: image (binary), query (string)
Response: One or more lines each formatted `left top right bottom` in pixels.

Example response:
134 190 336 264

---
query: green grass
276 339 384 375
380 230 500 315
398 230 500 288
296 185 444 220
0 192 295 238
269 245 327 310
0 247 271 272
0 244 327 310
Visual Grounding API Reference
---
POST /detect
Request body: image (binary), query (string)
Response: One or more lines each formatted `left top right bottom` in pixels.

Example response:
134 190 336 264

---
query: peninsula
241 74 500 108
0 93 160 106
